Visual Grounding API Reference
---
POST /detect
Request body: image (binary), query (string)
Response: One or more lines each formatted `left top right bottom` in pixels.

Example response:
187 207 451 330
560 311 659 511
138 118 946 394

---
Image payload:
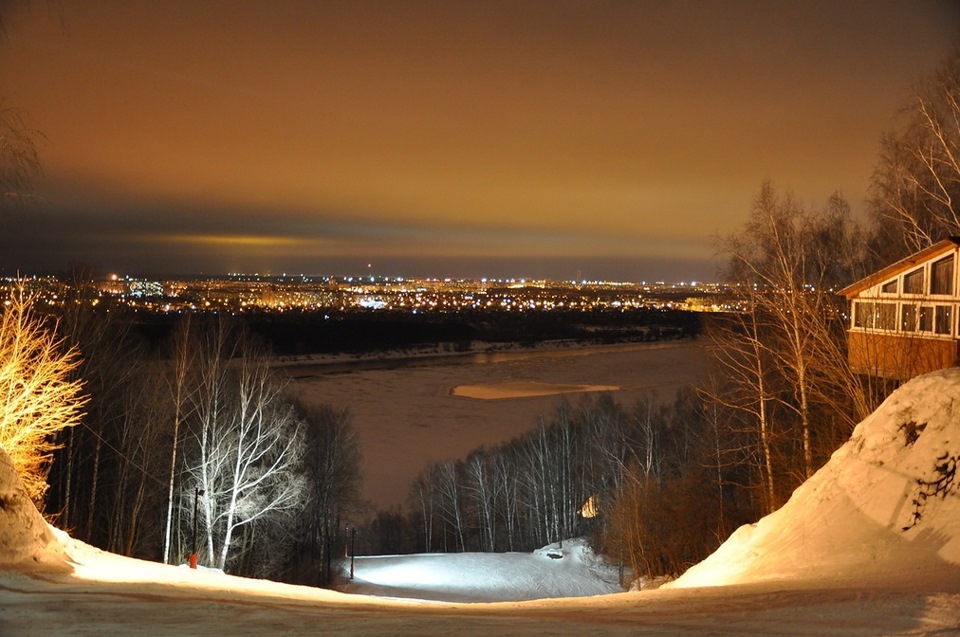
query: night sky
1 1 958 281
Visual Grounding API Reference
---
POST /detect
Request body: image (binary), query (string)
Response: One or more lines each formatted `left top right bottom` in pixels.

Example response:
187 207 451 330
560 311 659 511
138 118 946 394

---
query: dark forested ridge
128 307 701 357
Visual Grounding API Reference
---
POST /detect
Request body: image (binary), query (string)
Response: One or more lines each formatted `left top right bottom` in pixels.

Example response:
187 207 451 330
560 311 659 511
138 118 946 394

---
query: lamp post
190 487 204 569
346 523 356 579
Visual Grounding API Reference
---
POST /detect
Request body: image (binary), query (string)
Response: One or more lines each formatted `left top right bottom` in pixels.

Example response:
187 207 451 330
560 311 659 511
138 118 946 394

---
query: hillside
1 370 960 634
669 368 960 589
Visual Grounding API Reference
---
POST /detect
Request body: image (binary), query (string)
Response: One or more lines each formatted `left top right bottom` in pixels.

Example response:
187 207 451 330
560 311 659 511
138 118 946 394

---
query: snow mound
0 446 70 572
671 368 960 588
344 538 622 602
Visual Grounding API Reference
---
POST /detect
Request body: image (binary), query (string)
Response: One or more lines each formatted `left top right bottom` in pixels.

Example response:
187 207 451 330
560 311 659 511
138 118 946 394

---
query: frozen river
285 340 706 510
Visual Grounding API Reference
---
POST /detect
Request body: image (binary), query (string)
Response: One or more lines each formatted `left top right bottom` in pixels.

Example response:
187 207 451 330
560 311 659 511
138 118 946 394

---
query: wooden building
838 237 960 380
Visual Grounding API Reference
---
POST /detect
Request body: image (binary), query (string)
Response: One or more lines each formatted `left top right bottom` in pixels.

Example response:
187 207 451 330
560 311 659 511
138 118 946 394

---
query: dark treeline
127 307 700 357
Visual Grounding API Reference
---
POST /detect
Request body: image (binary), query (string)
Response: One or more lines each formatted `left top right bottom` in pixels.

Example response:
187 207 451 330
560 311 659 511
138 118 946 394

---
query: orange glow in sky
1 1 957 280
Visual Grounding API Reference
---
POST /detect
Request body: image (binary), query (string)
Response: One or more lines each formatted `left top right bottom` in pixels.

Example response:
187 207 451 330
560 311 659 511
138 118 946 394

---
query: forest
2 49 960 587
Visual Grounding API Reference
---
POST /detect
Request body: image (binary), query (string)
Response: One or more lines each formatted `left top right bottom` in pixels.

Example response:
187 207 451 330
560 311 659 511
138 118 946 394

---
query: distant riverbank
276 337 697 377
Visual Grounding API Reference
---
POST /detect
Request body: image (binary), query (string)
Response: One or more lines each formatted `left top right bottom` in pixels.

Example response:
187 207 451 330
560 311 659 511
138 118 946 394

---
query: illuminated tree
719 183 872 481
0 284 87 505
703 304 780 512
434 460 466 552
183 321 306 571
464 449 497 552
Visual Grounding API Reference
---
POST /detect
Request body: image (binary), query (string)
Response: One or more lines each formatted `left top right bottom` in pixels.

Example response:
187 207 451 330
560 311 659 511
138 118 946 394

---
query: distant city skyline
1 1 958 282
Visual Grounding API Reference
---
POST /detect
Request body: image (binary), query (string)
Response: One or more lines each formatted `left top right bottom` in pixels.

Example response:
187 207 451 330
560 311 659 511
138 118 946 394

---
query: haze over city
1 1 958 281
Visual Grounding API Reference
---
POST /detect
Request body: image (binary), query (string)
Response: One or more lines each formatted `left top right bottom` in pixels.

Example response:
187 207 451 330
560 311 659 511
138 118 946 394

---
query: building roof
838 237 960 299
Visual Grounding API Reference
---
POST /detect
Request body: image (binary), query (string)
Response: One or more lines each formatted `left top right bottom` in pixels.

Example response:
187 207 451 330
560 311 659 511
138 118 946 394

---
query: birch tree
871 49 960 257
183 322 306 571
162 316 195 564
465 449 497 552
720 183 872 482
433 460 466 552
412 468 437 551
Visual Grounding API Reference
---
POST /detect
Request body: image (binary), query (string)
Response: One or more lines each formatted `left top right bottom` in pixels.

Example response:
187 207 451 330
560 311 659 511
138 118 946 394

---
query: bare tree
106 364 167 556
183 322 306 571
720 183 872 482
0 100 42 214
0 283 86 505
433 460 466 552
871 48 960 258
293 402 360 586
411 467 438 552
704 292 782 511
492 449 520 551
162 316 195 564
187 318 234 563
464 449 497 552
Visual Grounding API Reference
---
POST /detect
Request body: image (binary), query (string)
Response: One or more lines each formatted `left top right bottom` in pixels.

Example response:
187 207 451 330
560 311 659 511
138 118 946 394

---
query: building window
881 279 898 294
901 304 918 332
854 301 875 329
920 305 934 332
935 305 953 335
931 255 954 296
904 268 924 295
853 301 872 328
855 301 897 330
877 303 896 330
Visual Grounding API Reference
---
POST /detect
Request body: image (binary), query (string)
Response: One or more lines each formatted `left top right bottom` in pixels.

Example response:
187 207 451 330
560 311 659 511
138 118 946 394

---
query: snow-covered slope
0 447 68 573
670 368 960 588
2 370 960 635
343 539 621 602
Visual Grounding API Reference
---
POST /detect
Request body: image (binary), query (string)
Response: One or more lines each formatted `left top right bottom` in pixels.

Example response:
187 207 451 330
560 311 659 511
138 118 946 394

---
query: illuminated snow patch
450 381 619 400
344 540 622 602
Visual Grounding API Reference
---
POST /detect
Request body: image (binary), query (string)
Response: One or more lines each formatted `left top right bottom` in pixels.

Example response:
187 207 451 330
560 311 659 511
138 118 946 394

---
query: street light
346 523 356 579
190 487 204 569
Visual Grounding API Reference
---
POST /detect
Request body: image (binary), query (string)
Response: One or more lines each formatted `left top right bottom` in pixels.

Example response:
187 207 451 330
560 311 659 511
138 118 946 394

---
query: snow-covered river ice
285 340 706 509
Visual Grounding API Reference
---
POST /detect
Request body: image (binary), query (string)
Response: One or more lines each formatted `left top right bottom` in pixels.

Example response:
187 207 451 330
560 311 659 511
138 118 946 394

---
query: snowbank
0 447 69 572
670 368 960 588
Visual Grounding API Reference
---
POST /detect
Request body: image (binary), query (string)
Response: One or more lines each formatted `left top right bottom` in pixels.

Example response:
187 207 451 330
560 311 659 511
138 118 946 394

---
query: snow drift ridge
671 368 960 588
0 447 69 572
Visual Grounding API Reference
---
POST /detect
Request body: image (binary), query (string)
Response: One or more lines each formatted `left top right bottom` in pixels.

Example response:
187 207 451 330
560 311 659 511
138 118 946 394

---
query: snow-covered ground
342 539 622 602
3 368 960 635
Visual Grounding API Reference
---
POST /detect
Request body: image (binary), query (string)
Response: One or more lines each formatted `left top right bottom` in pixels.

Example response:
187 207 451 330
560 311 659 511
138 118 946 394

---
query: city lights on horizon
1 272 736 317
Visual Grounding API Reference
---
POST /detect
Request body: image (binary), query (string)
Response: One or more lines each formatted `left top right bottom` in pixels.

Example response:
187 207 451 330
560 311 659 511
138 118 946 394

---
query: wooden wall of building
847 331 960 380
